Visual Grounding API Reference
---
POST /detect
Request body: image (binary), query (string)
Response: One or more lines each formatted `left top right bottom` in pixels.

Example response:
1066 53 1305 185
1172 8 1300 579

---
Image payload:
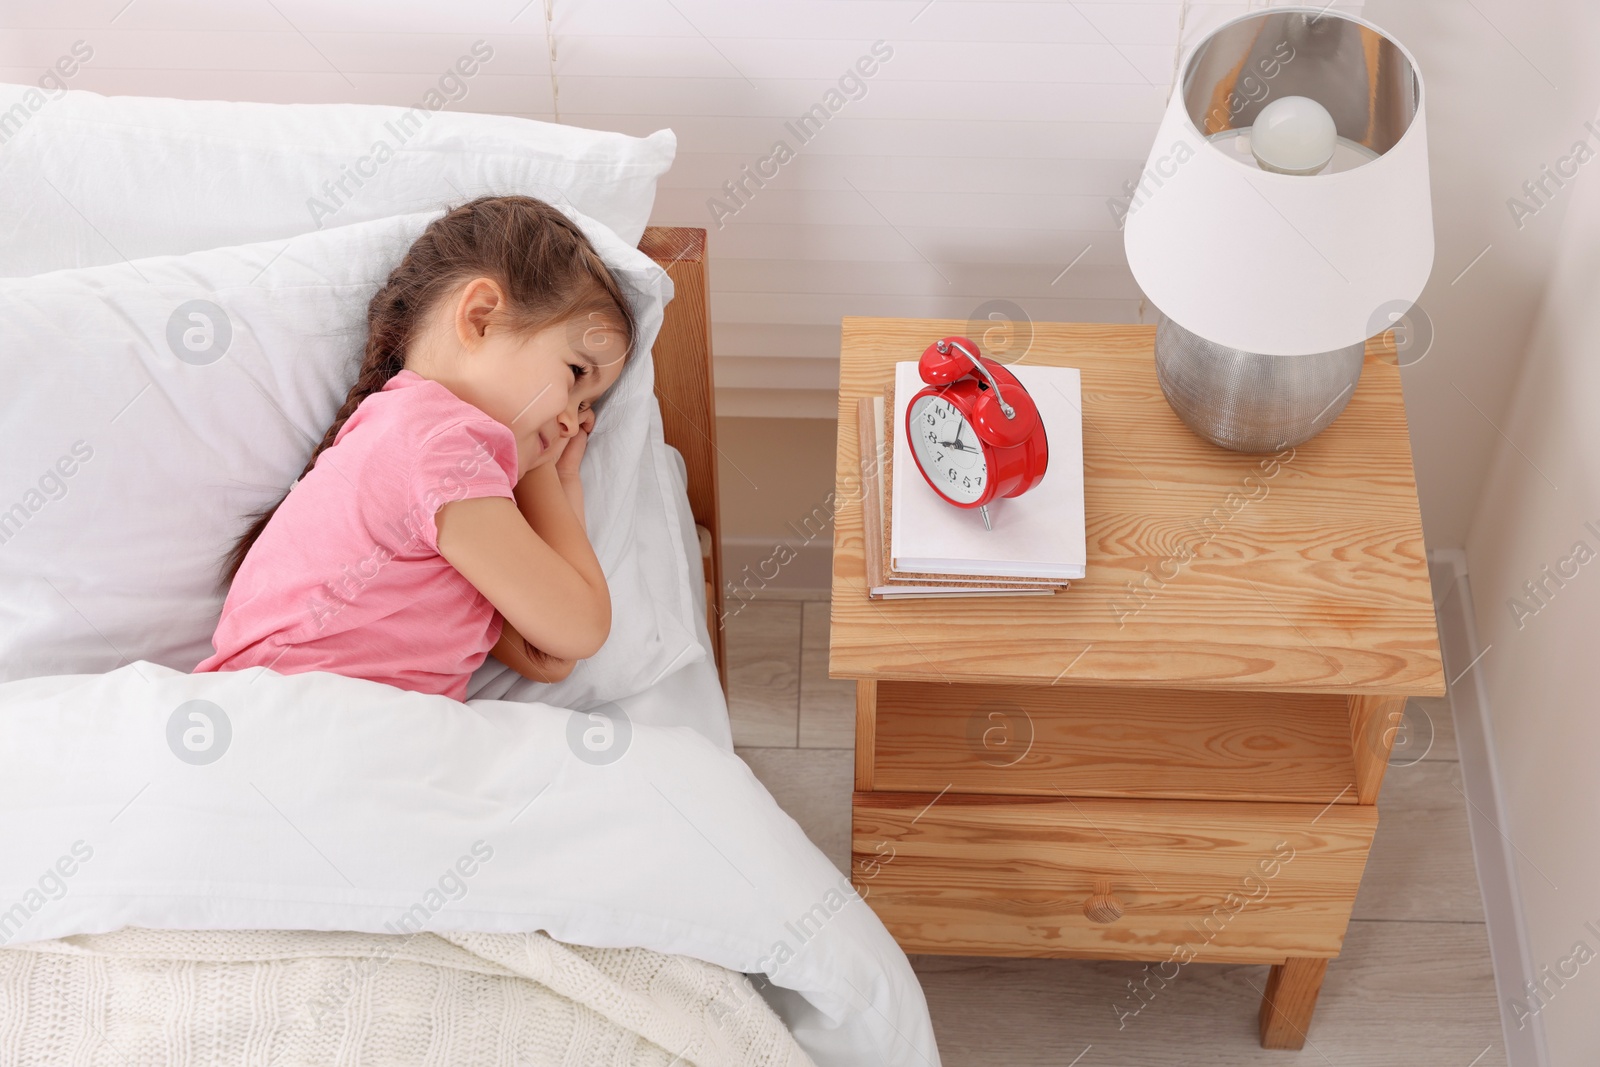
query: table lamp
1123 7 1433 452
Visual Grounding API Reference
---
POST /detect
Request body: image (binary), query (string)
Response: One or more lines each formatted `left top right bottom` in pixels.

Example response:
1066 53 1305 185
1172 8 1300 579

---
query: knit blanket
0 927 816 1067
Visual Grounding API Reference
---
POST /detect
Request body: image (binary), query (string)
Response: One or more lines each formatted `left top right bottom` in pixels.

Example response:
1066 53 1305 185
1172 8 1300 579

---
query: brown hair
218 194 637 589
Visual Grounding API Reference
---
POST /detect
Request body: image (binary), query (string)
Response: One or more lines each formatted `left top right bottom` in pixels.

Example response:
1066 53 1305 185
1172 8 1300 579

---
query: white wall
1361 0 1600 551
640 0 1354 417
4 0 1586 550
1461 97 1600 1065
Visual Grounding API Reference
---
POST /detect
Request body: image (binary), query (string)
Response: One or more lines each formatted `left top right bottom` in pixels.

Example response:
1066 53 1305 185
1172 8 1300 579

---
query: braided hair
217 194 636 589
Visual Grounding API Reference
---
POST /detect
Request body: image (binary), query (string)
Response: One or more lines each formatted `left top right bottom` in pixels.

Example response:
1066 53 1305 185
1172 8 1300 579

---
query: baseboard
1428 548 1548 1067
715 387 839 419
721 535 832 603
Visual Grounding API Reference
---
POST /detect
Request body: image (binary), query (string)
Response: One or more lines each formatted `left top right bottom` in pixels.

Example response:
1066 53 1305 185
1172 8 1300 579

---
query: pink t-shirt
195 370 520 701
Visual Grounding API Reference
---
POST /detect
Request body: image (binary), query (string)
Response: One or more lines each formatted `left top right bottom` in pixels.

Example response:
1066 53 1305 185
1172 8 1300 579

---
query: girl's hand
552 410 596 484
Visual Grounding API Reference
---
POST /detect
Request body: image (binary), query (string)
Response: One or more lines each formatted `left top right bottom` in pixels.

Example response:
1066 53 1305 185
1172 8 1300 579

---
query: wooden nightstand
828 318 1444 1049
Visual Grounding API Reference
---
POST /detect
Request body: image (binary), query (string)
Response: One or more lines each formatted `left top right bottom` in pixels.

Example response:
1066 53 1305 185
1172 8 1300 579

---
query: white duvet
0 663 939 1067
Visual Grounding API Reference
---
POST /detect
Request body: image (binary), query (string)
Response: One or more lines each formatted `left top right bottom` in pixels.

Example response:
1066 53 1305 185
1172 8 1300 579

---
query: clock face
909 393 988 504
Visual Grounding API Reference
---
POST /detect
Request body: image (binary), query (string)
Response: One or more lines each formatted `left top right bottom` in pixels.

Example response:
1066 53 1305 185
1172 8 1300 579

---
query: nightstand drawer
853 792 1375 964
870 681 1362 804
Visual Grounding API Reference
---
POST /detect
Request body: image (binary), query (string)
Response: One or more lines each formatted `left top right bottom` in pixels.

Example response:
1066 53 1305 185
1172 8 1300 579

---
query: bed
0 85 937 1067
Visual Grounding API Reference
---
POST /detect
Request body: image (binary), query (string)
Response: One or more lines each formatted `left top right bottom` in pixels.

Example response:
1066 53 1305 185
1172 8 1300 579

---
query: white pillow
0 208 704 707
0 79 674 274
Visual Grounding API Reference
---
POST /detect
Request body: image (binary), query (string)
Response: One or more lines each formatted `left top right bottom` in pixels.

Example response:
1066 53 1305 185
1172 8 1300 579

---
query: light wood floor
725 592 1508 1067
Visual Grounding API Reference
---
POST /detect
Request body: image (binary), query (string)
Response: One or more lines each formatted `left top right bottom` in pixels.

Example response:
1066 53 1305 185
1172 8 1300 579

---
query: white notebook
890 360 1087 580
863 396 1060 599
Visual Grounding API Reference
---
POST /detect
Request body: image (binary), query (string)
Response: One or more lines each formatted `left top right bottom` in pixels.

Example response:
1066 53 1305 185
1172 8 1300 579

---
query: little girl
195 195 636 701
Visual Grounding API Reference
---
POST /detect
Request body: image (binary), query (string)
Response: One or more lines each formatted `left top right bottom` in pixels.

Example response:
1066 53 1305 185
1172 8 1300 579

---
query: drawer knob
1084 878 1123 924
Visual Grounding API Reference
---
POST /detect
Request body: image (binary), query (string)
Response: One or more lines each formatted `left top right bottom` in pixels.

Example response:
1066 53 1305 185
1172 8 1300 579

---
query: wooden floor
726 591 1508 1067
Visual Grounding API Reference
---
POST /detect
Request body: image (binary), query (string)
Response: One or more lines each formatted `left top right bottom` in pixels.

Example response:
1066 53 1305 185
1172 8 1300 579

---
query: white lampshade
1124 8 1434 357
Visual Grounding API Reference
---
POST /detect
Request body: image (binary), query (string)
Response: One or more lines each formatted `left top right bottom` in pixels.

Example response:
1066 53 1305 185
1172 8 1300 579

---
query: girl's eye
569 362 589 381
578 400 591 413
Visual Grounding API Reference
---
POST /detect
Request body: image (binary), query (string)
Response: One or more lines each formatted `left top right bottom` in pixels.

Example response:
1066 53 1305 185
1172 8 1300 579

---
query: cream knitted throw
0 928 816 1067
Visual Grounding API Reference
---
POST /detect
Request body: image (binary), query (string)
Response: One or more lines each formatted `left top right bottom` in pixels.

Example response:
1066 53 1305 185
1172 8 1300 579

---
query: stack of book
857 360 1088 599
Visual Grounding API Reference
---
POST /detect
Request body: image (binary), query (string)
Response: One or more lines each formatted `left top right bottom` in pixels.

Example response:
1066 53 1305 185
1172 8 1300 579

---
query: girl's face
415 277 628 480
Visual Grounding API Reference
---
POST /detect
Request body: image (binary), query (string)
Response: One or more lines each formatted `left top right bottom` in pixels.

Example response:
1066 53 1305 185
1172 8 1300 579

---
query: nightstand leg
1257 956 1328 1049
1349 693 1408 803
853 680 877 791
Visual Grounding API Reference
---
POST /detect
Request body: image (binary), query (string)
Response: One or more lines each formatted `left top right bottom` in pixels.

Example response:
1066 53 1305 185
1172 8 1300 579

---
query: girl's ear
455 276 507 345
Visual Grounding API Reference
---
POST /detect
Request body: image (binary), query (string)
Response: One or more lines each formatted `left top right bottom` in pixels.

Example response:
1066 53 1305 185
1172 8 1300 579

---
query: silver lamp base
1153 310 1367 453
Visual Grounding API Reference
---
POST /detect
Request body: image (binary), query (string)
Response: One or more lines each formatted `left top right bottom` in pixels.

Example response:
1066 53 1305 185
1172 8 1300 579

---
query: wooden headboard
638 227 727 694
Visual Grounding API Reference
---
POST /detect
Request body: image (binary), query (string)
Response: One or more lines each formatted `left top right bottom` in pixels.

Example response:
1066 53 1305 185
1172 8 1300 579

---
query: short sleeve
410 418 519 554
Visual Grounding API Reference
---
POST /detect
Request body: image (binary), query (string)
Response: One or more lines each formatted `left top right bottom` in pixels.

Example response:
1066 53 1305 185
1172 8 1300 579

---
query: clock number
947 469 956 481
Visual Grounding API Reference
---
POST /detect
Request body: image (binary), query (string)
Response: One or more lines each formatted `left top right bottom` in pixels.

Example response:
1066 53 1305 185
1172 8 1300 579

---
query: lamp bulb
1250 95 1337 176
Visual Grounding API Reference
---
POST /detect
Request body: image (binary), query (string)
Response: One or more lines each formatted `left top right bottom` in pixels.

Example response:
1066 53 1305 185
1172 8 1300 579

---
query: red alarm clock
905 337 1049 529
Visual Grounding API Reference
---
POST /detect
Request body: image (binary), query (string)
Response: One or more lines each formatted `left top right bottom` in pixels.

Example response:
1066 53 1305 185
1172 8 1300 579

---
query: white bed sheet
610 442 733 752
0 662 939 1066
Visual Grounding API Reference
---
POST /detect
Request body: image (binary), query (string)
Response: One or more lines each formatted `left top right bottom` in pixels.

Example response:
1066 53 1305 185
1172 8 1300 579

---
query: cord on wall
1165 0 1191 106
543 0 561 123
